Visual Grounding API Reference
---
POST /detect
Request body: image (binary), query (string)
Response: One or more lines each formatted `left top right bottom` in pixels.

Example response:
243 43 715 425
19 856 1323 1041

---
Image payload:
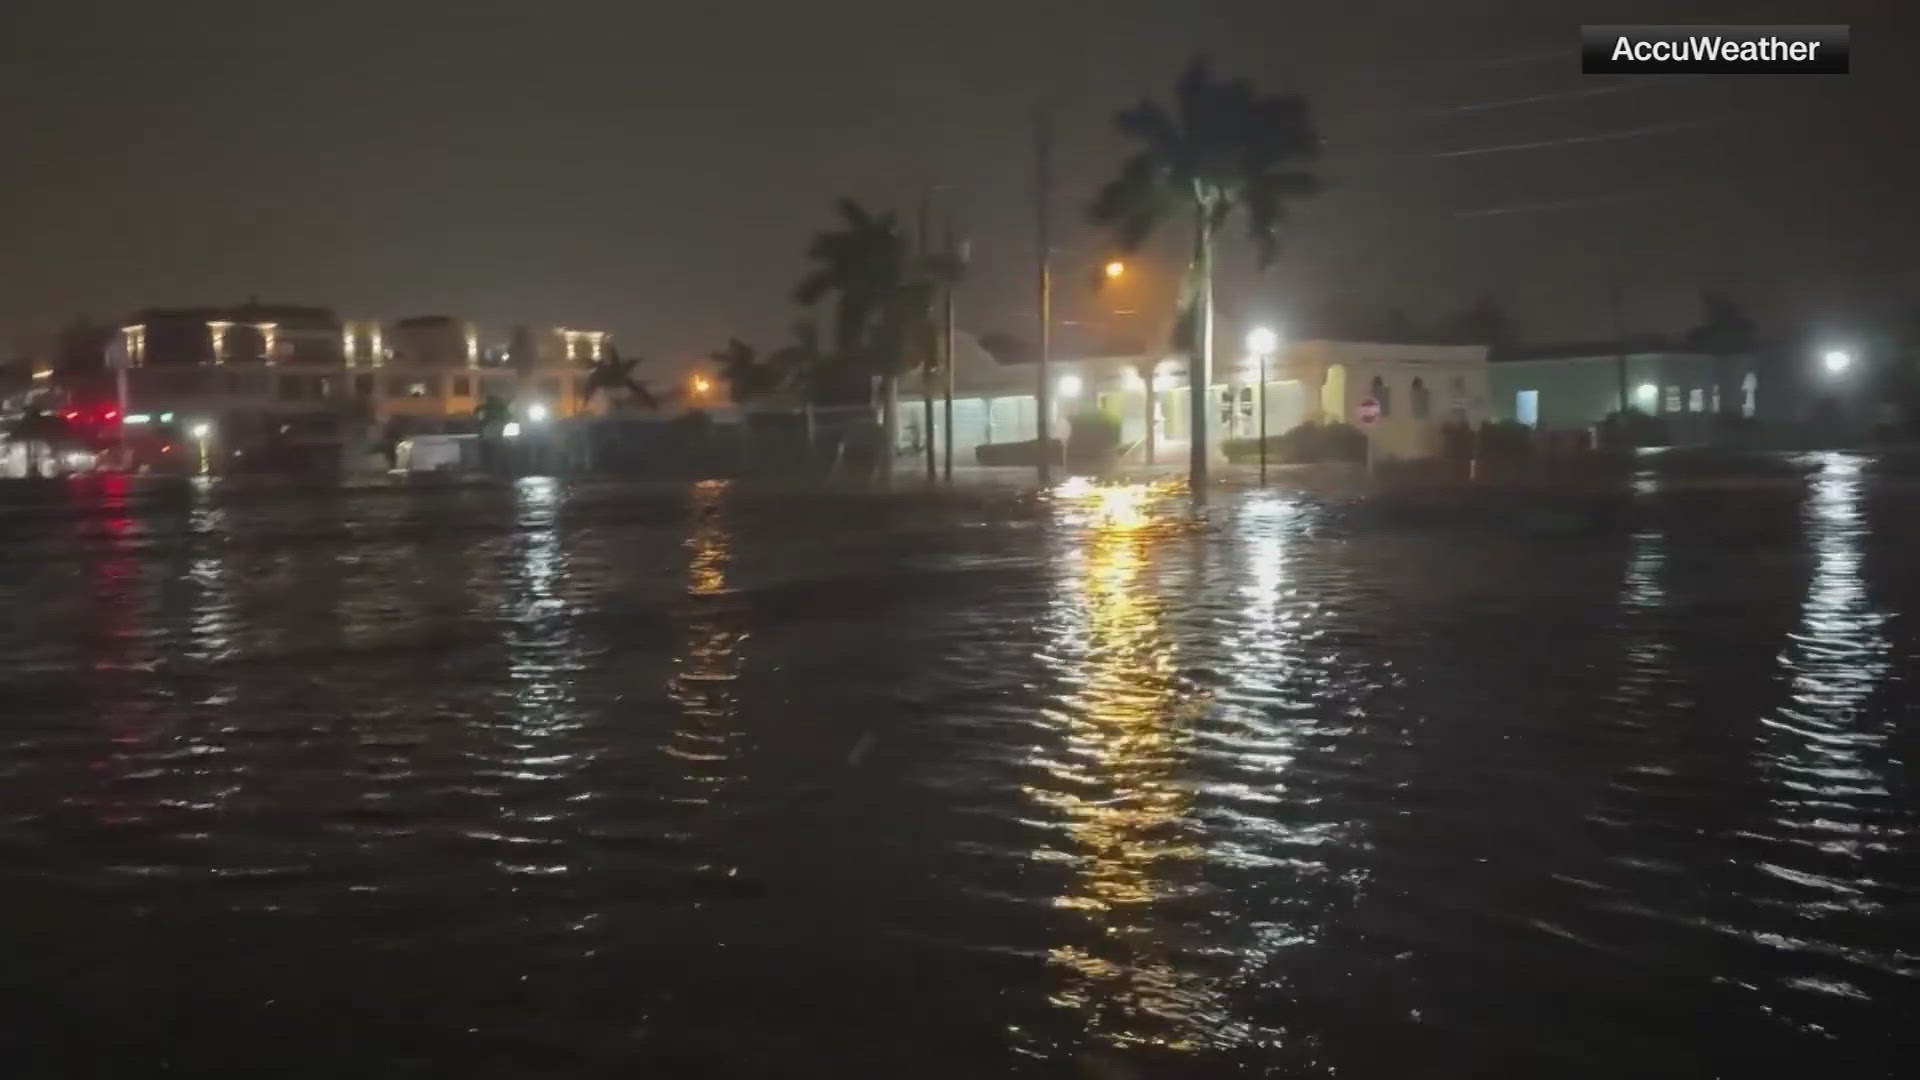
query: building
99 302 610 471
1489 341 1757 440
892 334 1492 466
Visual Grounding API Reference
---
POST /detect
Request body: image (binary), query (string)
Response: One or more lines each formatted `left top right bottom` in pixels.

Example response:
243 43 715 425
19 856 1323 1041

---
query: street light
1103 259 1126 280
1823 349 1852 375
189 422 212 475
1246 326 1279 485
691 374 712 397
1057 373 1081 399
527 402 550 423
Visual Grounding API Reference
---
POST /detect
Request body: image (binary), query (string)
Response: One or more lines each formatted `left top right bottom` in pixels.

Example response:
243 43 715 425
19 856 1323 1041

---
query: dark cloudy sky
3 0 1914 369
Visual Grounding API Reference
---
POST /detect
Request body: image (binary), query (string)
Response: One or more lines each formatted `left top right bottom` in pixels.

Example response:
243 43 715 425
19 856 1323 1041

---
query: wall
1490 352 1754 439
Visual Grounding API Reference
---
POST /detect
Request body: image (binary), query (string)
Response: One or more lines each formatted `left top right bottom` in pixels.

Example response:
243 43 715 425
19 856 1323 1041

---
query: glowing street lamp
1103 259 1126 280
1245 326 1279 484
690 373 712 397
1057 373 1082 399
189 422 212 475
1823 349 1852 376
527 402 550 423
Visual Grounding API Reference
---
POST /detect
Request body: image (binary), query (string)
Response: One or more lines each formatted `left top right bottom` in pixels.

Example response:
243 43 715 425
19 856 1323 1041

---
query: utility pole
919 191 937 485
942 215 958 484
1034 107 1054 488
1610 278 1630 416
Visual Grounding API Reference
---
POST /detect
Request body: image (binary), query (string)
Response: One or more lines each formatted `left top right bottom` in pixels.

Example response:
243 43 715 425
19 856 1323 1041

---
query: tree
711 338 785 404
1438 296 1518 357
580 346 660 412
1684 292 1757 418
1090 56 1321 500
793 198 943 483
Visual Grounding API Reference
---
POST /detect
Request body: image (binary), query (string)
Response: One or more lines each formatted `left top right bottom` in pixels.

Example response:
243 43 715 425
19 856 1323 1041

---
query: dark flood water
2 457 1915 1077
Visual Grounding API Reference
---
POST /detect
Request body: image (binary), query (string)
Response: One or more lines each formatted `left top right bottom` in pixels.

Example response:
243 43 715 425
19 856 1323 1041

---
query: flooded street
1 458 1915 1077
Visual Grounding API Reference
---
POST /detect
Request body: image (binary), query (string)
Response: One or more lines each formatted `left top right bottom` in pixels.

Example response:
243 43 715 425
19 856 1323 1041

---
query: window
1369 374 1390 417
1664 386 1681 413
1688 388 1704 413
451 376 472 397
1711 385 1722 414
1741 373 1757 418
1449 375 1466 401
1410 377 1431 419
354 374 374 398
390 376 433 398
1515 389 1539 427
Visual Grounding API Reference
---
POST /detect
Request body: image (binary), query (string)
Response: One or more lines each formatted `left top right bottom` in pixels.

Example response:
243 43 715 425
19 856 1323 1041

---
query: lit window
1664 386 1681 413
1688 388 1704 413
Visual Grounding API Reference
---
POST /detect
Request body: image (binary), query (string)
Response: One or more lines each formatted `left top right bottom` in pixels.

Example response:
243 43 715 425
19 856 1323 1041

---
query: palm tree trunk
879 374 898 488
1189 199 1213 503
923 363 936 483
803 401 817 476
1142 363 1156 467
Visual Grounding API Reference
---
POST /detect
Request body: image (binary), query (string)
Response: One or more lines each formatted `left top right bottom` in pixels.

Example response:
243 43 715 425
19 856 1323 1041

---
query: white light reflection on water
1758 455 1895 868
485 476 587 877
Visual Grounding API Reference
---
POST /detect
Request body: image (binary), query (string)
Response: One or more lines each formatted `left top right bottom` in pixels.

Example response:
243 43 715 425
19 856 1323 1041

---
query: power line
1427 114 1738 159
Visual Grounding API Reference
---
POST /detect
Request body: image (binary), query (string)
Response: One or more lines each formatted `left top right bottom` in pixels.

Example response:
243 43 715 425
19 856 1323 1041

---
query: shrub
1223 420 1367 464
1597 409 1668 450
976 438 1064 467
1065 409 1122 467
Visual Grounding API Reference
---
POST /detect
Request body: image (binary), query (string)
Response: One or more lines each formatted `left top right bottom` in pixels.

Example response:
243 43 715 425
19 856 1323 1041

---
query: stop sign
1356 397 1380 426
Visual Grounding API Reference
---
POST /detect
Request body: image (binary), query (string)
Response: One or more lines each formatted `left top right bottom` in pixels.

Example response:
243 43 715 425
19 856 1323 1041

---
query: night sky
4 0 1914 372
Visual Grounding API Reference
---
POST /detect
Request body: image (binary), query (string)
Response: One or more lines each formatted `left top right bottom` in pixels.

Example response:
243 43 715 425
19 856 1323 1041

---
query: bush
1224 420 1368 464
976 438 1064 467
1597 409 1668 450
1476 419 1535 461
1065 409 1122 468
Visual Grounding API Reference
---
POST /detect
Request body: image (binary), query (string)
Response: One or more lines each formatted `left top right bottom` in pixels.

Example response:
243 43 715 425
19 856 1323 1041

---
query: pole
919 192 936 485
1034 107 1054 488
1189 200 1213 504
942 216 957 484
1257 350 1268 485
1610 278 1630 416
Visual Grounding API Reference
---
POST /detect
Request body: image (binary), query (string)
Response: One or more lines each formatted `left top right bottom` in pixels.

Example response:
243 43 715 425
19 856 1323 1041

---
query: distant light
1635 383 1658 405
1245 326 1279 354
1104 260 1126 280
61 411 77 420
189 422 211 440
64 451 93 468
691 374 712 396
161 443 173 453
1058 374 1082 398
1823 349 1852 375
31 369 52 380
159 412 175 423
503 421 523 438
527 403 550 423
124 413 152 424
103 410 118 421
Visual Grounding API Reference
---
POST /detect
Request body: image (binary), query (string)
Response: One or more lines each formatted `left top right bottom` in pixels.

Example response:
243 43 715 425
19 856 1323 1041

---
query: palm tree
793 198 938 484
711 338 788 405
580 346 660 413
1090 56 1321 499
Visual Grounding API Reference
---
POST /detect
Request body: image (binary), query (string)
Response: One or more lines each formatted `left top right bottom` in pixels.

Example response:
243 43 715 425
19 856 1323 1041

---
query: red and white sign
1356 397 1380 426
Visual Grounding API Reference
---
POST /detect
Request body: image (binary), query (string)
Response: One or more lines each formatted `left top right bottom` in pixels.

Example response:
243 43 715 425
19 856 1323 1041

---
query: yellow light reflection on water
665 480 746 797
1032 478 1220 1050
